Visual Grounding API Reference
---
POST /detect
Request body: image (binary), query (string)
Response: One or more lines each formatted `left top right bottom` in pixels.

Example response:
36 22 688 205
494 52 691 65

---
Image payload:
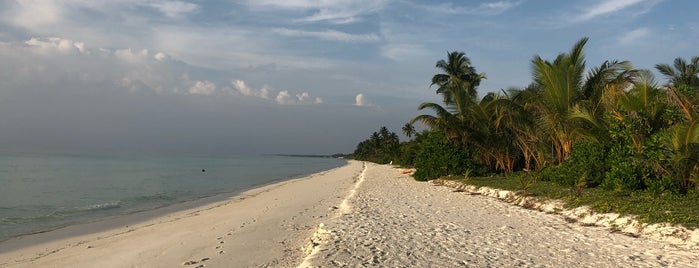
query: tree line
354 37 699 195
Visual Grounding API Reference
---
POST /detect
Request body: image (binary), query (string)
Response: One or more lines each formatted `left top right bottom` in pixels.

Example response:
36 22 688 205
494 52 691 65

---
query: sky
0 0 697 155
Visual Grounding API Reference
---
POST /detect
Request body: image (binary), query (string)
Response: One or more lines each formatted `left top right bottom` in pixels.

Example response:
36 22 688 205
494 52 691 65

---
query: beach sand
306 162 699 267
0 161 364 267
2 160 698 267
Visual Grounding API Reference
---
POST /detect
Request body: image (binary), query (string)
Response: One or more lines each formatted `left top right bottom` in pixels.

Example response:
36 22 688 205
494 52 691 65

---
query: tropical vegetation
354 37 699 201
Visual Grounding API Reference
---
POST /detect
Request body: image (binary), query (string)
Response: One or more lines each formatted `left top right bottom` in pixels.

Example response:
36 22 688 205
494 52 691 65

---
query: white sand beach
306 162 699 267
1 160 698 267
0 161 364 267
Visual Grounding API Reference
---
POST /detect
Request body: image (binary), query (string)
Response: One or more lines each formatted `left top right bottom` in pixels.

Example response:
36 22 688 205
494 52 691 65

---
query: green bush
537 141 607 187
601 144 644 192
568 141 607 187
646 175 679 195
602 159 643 192
412 131 485 181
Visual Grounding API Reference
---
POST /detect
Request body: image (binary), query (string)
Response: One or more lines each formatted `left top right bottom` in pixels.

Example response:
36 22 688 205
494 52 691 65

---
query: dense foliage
352 126 400 164
410 131 485 181
354 37 699 198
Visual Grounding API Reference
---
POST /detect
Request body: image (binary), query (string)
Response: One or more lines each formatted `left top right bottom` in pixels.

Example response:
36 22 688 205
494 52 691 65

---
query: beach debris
400 169 415 174
182 258 210 266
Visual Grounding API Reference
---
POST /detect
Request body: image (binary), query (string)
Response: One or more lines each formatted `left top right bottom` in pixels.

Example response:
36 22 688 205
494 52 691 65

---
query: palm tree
431 51 484 106
613 70 668 151
412 51 485 145
667 118 699 194
530 37 588 163
402 123 416 138
569 60 639 145
655 56 699 89
530 38 637 163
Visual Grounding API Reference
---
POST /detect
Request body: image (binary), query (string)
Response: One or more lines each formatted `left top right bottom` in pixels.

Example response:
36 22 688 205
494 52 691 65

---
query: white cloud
1 37 205 96
274 28 380 42
25 37 89 54
573 0 660 22
145 0 199 18
380 44 429 61
275 90 322 105
114 48 150 64
297 92 310 102
153 25 336 71
154 52 169 61
247 0 389 24
188 80 217 95
420 1 522 15
275 90 294 105
354 93 372 107
619 28 651 44
233 80 270 99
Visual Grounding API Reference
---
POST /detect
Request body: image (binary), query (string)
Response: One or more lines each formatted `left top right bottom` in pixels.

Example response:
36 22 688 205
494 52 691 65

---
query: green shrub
602 159 643 192
646 175 679 195
537 141 607 187
568 141 607 187
412 131 485 181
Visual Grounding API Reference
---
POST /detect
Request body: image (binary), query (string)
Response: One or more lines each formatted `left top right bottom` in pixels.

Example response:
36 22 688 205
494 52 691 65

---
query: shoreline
0 160 363 267
4 161 697 267
0 158 348 245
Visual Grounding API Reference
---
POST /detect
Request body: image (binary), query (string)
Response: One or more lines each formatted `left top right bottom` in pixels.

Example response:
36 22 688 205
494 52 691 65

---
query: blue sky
0 0 697 155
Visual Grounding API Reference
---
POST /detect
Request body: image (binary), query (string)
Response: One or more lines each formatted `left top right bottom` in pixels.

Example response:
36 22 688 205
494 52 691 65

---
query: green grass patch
445 175 699 229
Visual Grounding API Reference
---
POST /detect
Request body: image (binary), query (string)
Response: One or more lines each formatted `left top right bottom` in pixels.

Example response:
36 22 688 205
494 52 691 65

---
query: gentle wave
2 201 122 224
55 201 123 215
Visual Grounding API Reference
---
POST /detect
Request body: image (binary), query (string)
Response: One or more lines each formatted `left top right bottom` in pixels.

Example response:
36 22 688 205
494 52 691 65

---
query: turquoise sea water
0 152 345 242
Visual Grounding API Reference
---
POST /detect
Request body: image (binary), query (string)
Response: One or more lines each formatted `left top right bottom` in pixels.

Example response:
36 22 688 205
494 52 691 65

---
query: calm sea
0 152 346 242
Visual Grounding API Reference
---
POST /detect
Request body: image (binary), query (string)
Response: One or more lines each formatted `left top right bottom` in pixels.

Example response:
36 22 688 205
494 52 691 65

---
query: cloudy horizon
0 0 697 155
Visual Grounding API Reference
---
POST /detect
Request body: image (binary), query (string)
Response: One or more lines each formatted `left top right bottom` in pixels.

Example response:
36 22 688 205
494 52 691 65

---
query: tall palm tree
413 51 485 145
530 37 589 163
431 51 484 106
402 123 416 138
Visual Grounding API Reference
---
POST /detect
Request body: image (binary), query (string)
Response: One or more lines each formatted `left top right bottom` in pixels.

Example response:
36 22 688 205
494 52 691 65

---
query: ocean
0 152 346 242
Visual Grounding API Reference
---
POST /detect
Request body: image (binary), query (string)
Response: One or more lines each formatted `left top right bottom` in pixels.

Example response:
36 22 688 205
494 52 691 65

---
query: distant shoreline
269 153 350 159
